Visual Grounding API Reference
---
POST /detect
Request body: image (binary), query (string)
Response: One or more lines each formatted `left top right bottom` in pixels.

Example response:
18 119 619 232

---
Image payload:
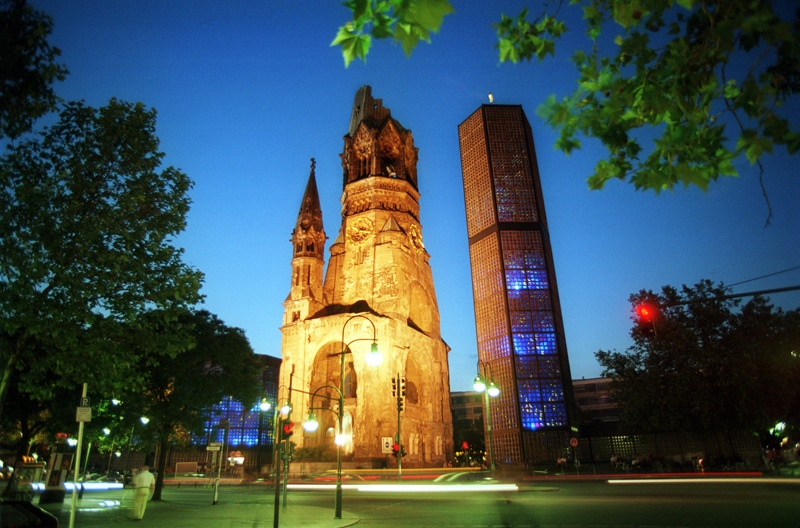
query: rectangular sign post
69 383 88 528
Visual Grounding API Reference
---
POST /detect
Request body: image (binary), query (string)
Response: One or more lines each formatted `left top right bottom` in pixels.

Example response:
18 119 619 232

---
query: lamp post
474 361 500 472
272 400 291 528
302 385 343 515
124 415 149 474
332 314 381 519
256 398 270 473
301 315 381 519
103 428 115 475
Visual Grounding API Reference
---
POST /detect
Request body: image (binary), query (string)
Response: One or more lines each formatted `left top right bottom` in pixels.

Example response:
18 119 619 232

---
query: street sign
75 406 92 422
80 397 90 407
381 436 393 454
207 442 221 452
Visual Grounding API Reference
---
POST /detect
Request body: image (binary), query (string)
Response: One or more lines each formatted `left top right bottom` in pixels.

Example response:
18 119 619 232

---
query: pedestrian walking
130 465 155 520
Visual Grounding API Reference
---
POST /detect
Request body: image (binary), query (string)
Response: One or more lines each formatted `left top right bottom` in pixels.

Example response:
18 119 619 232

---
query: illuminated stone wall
280 86 452 466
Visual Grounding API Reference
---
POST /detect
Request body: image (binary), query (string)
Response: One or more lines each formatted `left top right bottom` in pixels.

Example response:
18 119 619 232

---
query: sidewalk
42 487 360 528
142 499 359 528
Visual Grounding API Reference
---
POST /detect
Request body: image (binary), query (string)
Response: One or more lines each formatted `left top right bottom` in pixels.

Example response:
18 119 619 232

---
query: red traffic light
635 303 656 321
461 441 469 450
391 442 406 458
282 421 294 439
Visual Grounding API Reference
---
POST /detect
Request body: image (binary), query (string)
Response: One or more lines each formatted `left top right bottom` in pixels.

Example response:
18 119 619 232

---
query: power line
727 265 800 288
663 285 800 307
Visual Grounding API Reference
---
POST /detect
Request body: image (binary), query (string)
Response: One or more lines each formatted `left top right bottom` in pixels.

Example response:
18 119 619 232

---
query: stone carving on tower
280 86 452 467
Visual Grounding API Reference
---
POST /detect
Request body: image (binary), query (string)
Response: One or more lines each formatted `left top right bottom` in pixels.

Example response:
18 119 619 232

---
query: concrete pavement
40 486 360 528
133 499 359 528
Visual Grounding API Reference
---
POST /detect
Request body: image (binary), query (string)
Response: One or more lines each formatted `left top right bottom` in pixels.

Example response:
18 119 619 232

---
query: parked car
0 498 59 527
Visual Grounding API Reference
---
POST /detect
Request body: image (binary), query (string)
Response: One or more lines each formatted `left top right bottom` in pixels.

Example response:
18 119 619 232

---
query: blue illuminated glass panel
506 270 526 290
515 355 539 378
535 333 557 355
513 333 535 355
531 312 554 333
527 270 548 289
501 227 568 431
520 404 544 430
518 379 541 402
529 290 551 310
538 356 561 377
541 379 564 402
510 311 532 333
196 396 275 447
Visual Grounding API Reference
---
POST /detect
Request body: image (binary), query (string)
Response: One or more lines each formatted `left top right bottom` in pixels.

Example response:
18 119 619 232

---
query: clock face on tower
347 217 373 243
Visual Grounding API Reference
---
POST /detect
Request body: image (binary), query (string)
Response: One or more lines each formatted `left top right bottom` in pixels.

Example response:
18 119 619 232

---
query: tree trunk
151 436 169 501
0 343 19 410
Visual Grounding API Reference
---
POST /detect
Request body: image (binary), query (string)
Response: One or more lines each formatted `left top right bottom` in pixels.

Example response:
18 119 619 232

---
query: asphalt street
37 477 800 527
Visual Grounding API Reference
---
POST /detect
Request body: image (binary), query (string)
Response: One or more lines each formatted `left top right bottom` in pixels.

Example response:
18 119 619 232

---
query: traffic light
461 440 469 451
398 399 404 412
281 420 294 440
391 377 397 397
400 376 406 398
635 303 656 321
634 302 659 336
391 443 406 458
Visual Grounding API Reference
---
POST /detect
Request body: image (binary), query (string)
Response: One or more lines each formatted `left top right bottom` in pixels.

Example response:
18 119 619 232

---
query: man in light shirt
130 465 155 520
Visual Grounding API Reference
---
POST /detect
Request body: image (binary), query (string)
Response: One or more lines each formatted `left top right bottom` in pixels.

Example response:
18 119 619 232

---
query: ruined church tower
280 86 452 466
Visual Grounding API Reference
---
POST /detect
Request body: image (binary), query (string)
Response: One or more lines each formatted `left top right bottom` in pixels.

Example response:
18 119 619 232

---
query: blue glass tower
458 104 575 466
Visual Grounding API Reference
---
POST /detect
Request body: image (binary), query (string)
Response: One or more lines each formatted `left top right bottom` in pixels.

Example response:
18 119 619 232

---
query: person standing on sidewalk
131 465 155 520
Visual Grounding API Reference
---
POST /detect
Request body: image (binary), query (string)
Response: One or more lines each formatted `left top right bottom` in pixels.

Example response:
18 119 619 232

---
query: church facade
279 86 452 466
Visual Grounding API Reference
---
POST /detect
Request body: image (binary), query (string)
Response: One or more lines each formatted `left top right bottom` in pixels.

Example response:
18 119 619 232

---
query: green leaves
495 10 566 63
1 98 203 407
0 0 68 139
530 0 799 200
332 24 373 68
332 0 454 67
330 0 798 205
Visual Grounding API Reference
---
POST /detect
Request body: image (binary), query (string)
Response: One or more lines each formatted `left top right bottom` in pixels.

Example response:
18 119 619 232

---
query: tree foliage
0 98 204 407
335 1 800 221
596 280 800 439
115 309 262 500
0 0 68 140
332 0 454 67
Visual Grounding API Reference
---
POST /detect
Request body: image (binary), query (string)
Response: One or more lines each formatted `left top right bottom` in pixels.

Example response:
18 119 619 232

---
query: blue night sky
33 1 799 391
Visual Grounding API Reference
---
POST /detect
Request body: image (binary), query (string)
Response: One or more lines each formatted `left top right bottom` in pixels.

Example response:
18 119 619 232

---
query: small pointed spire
292 158 325 258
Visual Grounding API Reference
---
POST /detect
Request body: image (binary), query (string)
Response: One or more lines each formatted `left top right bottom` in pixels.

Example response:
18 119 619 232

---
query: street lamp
124 415 150 473
474 360 500 472
302 384 345 516
303 412 319 432
331 314 381 519
103 428 116 475
272 399 291 528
